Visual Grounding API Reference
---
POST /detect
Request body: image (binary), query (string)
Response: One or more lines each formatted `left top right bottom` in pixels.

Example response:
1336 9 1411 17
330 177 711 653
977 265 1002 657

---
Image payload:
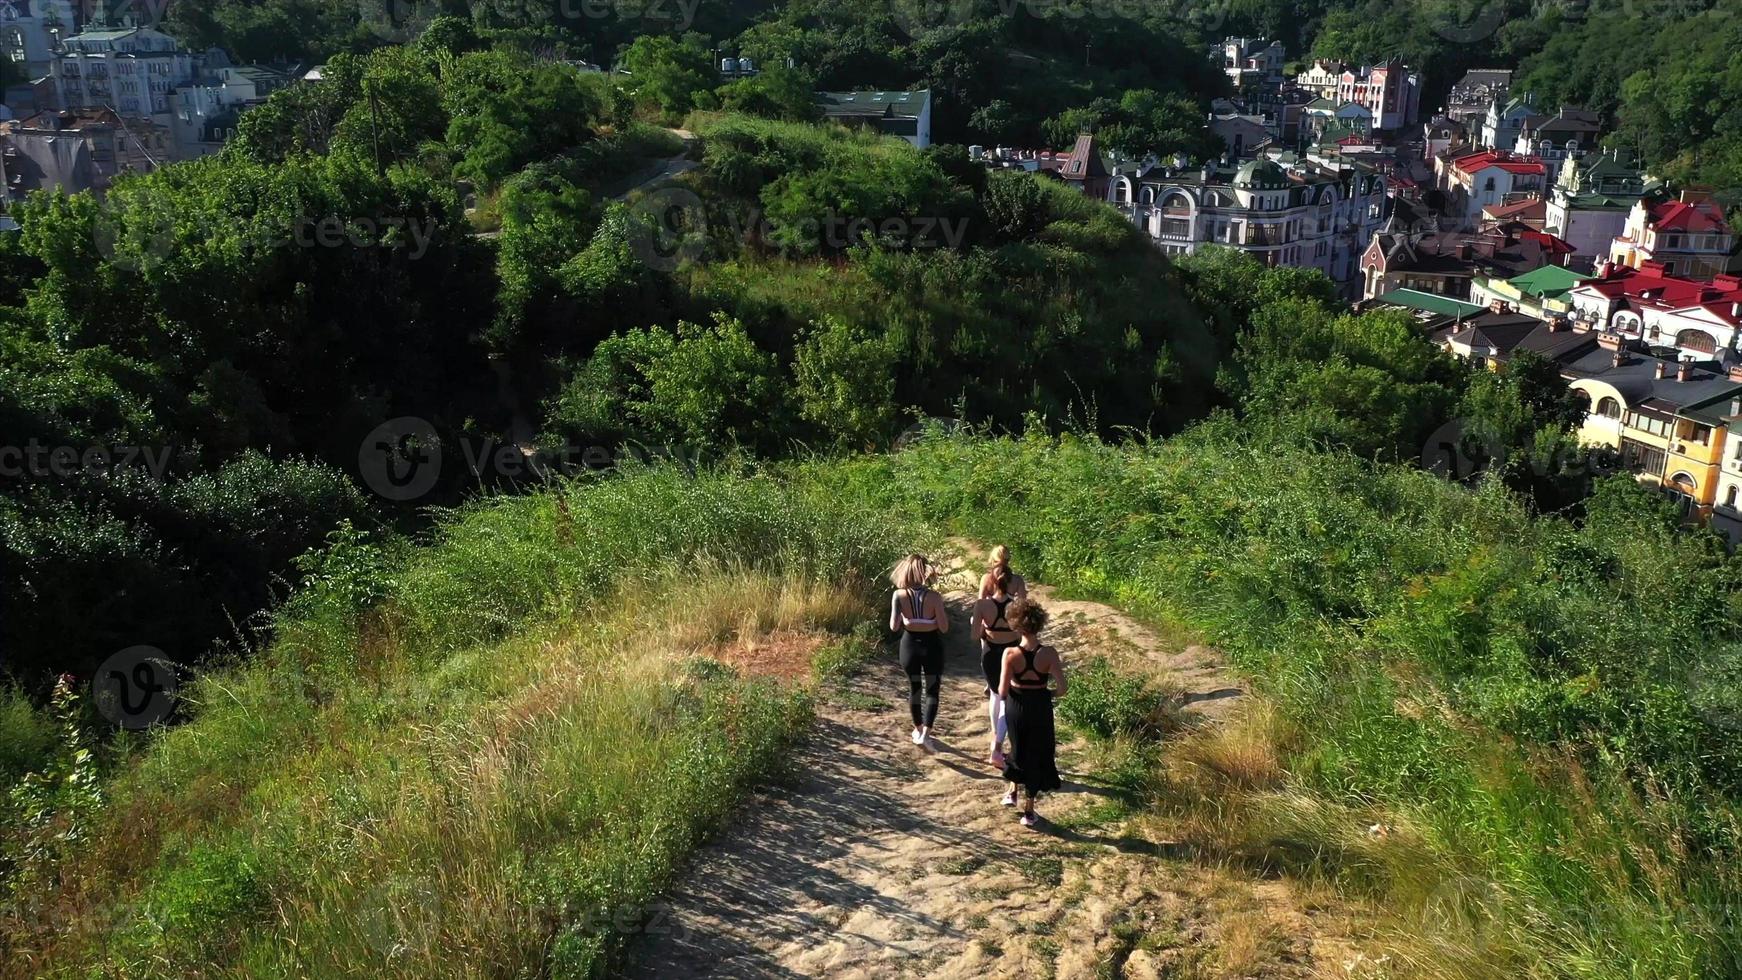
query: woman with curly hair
997 596 1066 827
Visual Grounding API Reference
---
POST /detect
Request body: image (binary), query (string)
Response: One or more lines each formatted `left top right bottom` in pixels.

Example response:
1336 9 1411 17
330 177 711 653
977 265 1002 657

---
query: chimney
1654 361 1668 379
1598 333 1623 350
1613 350 1627 369
1731 395 1741 416
1677 360 1692 382
1548 317 1567 333
1489 298 1510 314
1731 363 1742 382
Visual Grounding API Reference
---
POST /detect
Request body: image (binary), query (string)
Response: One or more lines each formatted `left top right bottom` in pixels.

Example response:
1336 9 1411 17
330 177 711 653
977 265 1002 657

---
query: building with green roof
1544 151 1653 261
1471 264 1594 318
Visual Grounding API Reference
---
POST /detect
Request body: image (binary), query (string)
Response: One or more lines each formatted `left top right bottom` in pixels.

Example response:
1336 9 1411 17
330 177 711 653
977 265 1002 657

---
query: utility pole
367 81 384 176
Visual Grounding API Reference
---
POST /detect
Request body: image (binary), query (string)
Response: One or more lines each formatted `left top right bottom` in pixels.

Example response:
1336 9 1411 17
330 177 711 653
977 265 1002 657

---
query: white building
1544 152 1650 264
1113 156 1388 296
1479 97 1535 151
52 27 195 121
167 63 292 158
0 0 74 78
1565 262 1742 360
1214 37 1285 89
816 90 931 149
1438 149 1547 227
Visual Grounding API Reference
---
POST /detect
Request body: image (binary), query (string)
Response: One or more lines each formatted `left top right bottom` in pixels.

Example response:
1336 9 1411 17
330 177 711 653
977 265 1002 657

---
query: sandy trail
630 554 1341 979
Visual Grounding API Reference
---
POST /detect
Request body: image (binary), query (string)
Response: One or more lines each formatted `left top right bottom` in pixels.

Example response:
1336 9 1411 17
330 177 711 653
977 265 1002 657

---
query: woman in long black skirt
997 597 1067 827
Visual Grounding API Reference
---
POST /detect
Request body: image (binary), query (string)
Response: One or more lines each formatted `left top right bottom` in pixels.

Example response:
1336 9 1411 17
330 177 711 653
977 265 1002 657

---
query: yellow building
1565 337 1742 516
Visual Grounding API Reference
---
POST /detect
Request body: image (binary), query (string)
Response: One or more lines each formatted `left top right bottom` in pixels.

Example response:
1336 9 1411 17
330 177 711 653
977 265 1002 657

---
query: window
1597 396 1622 419
1624 411 1673 438
1622 438 1667 474
1728 486 1739 509
1670 471 1697 495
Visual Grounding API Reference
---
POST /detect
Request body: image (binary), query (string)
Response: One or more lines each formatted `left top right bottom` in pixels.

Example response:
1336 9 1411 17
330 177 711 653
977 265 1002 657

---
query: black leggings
899 630 944 729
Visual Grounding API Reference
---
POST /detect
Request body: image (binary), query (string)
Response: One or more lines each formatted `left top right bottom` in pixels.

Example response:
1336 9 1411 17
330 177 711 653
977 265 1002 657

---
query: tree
792 316 899 449
619 33 715 118
716 66 821 122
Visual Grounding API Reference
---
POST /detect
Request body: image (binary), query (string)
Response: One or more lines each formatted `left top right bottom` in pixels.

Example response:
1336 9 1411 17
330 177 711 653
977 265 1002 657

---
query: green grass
0 463 910 978
827 427 1742 978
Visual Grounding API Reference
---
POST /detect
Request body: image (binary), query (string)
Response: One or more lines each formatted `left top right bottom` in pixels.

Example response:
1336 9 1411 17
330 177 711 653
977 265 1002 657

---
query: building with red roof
1437 149 1548 226
1610 190 1735 279
1566 260 1742 360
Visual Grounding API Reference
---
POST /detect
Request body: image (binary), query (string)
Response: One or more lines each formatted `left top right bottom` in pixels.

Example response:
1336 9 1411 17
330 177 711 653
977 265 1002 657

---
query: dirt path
631 553 1346 978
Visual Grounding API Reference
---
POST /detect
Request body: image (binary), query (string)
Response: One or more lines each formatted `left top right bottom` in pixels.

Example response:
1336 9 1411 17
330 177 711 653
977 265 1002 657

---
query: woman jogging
978 545 1027 600
998 597 1066 827
972 563 1021 769
889 554 949 747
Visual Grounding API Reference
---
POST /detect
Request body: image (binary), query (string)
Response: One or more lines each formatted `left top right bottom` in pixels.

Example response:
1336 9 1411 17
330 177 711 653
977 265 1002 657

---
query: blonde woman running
889 554 949 746
972 562 1021 770
979 545 1027 600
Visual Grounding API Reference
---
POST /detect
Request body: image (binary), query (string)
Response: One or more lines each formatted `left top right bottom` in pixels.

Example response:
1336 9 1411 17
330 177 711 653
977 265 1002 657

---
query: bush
1057 657 1170 739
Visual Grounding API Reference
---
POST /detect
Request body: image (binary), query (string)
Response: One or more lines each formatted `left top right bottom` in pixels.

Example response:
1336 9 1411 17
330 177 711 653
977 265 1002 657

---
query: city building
0 106 167 199
1213 37 1285 89
1567 336 1742 518
1360 220 1572 301
1444 309 1594 370
166 62 294 158
1469 264 1592 319
1510 106 1601 162
1294 58 1420 131
815 89 931 148
1565 261 1742 360
1609 190 1734 280
1707 401 1742 542
0 0 74 78
1480 96 1536 152
1480 196 1546 231
1544 152 1652 264
1444 68 1512 128
52 27 196 120
1438 149 1547 226
1115 155 1387 295
1209 112 1269 159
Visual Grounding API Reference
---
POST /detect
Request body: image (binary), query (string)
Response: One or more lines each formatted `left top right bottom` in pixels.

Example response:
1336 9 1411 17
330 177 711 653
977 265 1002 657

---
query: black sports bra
986 595 1014 632
1011 644 1051 689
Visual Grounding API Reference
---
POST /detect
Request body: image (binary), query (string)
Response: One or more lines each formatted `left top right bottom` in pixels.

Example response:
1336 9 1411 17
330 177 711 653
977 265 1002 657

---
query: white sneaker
1001 789 1017 807
910 729 925 745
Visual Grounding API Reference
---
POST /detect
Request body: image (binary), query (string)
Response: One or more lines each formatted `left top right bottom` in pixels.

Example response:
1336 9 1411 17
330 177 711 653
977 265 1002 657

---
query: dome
1233 159 1287 189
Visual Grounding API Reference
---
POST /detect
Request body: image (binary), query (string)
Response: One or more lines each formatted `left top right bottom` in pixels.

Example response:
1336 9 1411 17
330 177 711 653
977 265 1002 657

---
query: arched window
1676 329 1718 354
1727 485 1739 509
1596 396 1622 419
1670 472 1697 496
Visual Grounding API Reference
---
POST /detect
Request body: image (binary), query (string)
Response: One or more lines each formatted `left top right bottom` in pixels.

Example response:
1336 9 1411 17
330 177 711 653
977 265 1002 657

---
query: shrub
1057 656 1170 740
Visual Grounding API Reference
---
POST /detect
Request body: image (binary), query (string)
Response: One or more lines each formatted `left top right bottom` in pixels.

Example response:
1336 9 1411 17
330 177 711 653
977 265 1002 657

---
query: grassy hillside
10 423 1742 977
1 466 906 977
833 425 1742 977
